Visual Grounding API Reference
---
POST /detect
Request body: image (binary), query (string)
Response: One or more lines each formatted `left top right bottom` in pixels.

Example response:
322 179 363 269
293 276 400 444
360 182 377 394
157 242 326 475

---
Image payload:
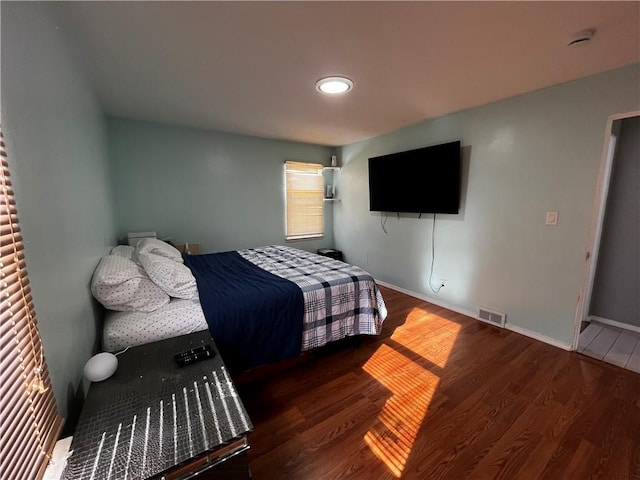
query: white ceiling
57 1 639 146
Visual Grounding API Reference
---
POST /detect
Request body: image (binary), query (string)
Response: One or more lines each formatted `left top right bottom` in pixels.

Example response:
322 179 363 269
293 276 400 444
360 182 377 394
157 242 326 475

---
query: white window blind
285 161 324 240
1 128 64 480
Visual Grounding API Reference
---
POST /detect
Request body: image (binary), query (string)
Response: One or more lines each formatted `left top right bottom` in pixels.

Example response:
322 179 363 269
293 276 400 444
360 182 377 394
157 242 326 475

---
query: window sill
286 234 324 242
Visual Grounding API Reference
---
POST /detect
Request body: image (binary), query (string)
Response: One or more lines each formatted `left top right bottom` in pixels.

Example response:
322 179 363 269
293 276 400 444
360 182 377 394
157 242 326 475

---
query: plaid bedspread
239 245 388 351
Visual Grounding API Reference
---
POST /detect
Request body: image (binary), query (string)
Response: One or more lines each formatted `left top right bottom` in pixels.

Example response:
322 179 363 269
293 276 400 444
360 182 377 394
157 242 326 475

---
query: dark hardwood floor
238 286 640 479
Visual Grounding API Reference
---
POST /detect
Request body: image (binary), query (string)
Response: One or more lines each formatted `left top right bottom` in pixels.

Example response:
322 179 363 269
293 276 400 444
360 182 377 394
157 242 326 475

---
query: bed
98 244 387 370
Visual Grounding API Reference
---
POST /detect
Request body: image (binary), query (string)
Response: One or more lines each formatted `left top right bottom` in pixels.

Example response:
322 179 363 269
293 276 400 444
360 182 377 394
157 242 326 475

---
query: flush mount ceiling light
315 76 353 95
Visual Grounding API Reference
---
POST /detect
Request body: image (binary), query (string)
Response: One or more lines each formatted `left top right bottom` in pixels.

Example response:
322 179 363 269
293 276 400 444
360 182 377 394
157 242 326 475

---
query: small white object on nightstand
83 352 118 382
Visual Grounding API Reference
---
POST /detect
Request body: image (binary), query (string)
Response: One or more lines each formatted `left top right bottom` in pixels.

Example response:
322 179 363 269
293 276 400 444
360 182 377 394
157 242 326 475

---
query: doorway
574 111 639 372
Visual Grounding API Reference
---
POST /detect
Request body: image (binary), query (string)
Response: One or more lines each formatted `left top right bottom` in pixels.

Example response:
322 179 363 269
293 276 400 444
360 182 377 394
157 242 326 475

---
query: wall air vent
478 307 506 328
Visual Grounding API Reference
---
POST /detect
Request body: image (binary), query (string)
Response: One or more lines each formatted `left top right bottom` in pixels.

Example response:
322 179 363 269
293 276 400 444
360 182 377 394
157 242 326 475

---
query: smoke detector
567 28 596 47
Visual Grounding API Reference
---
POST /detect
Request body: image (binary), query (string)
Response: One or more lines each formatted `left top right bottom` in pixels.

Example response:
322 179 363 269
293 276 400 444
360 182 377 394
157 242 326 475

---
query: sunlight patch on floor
390 307 461 368
362 311 460 477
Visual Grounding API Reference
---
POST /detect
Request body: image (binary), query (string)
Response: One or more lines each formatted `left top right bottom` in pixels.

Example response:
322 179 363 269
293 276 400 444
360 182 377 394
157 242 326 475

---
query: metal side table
62 331 253 479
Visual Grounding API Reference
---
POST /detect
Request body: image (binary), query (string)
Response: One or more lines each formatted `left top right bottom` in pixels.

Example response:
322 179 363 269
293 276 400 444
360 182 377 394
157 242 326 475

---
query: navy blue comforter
183 251 303 371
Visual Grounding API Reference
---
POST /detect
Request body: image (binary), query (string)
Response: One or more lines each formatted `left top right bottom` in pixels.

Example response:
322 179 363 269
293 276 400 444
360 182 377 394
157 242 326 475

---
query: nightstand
317 248 344 262
62 331 252 479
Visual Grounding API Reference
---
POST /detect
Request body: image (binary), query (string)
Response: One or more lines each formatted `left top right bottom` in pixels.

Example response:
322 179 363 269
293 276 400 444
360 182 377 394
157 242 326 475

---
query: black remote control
174 345 215 367
174 345 209 360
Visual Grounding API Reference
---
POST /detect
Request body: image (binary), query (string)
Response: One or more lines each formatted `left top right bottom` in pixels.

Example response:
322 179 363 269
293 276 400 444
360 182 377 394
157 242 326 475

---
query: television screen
368 140 461 214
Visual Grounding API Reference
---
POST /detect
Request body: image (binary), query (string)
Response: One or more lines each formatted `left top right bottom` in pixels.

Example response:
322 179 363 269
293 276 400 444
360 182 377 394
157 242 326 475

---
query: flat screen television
368 140 461 214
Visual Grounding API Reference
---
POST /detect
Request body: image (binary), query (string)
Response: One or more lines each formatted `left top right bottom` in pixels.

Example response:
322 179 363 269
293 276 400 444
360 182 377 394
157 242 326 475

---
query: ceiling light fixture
315 76 353 95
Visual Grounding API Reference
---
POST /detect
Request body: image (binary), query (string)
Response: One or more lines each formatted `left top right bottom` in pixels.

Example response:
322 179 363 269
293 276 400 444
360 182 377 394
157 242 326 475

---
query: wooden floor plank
557 439 600 479
240 286 640 479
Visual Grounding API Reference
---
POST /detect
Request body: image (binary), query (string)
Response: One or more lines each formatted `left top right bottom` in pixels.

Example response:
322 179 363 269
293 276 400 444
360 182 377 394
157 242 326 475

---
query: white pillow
110 245 135 261
91 255 170 312
135 238 183 263
138 252 198 299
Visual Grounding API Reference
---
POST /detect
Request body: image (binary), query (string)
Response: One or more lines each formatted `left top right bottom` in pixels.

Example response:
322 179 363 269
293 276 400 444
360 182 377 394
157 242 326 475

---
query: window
285 161 324 240
1 128 63 480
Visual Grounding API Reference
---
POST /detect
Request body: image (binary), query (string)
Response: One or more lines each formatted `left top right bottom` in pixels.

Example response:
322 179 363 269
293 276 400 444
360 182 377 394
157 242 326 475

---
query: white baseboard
588 315 640 333
43 436 73 480
375 280 477 318
504 324 572 351
376 280 572 352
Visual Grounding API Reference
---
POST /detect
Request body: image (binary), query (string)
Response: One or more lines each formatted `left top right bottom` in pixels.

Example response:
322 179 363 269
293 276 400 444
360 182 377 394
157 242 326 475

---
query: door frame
572 110 640 350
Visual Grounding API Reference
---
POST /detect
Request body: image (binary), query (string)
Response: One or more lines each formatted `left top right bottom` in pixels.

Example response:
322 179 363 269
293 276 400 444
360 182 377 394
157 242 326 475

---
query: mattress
102 298 208 352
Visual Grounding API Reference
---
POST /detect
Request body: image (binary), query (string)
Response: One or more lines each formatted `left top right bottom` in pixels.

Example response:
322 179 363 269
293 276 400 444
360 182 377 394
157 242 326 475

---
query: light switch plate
546 211 559 225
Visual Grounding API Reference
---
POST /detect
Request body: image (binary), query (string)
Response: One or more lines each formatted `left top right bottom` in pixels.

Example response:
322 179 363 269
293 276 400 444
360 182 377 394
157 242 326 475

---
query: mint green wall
335 64 640 347
1 2 117 420
108 118 336 253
